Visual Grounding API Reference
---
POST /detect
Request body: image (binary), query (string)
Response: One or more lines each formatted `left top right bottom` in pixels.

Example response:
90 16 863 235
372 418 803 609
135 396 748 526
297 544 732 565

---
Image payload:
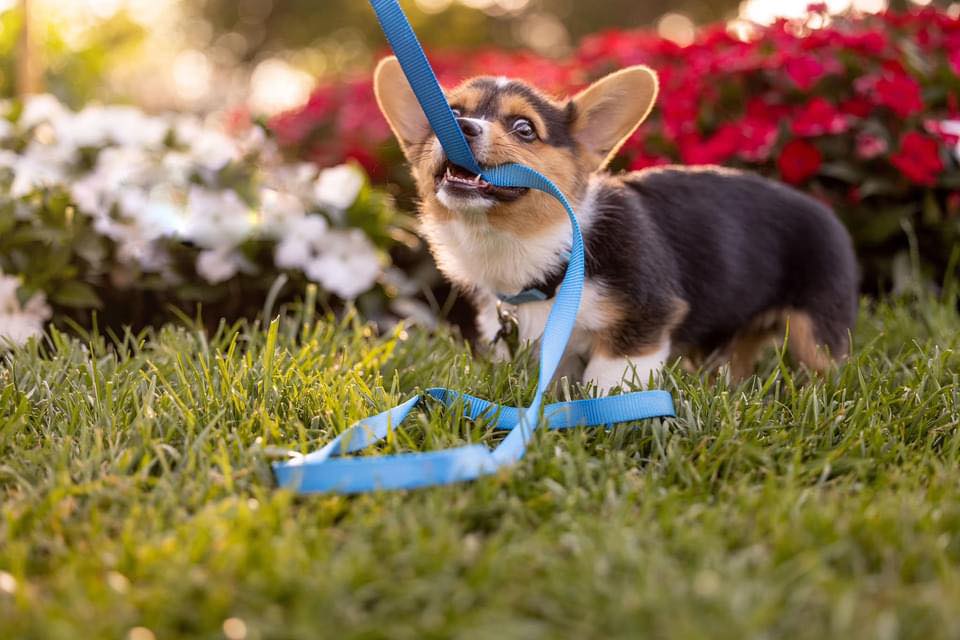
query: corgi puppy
373 57 858 393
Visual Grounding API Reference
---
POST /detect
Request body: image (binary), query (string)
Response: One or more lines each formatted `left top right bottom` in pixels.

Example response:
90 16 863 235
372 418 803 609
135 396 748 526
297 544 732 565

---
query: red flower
738 116 779 162
871 72 925 118
785 55 827 90
950 49 960 76
923 119 960 146
629 152 671 170
890 132 944 186
792 98 849 136
266 5 960 200
679 125 741 165
778 139 822 185
856 133 888 160
839 97 873 119
838 31 888 56
660 82 702 138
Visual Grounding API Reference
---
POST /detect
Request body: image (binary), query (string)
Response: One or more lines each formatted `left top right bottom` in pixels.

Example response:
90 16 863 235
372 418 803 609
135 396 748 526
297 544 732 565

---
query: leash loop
272 0 676 494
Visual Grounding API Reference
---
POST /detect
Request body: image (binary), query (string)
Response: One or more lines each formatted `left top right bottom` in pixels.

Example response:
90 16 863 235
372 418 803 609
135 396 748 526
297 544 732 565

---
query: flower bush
0 271 51 348
0 95 407 344
273 5 960 291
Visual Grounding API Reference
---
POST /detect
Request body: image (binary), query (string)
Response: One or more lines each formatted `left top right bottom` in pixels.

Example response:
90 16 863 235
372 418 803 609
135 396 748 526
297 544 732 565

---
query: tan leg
728 331 777 382
785 311 835 373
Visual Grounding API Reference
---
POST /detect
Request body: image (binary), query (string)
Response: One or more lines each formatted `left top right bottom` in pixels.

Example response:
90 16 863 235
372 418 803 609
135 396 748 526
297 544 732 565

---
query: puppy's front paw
486 339 512 363
583 343 670 395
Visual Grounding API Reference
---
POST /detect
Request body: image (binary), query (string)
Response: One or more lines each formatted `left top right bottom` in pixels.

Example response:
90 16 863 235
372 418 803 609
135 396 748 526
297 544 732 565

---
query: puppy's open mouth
435 162 528 203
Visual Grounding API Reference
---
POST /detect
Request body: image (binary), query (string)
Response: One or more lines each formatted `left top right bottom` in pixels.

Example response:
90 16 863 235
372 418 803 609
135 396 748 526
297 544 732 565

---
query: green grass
2 293 959 640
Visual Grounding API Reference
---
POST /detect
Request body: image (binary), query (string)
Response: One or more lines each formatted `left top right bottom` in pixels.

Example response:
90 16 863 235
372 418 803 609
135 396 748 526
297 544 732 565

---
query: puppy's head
374 58 658 235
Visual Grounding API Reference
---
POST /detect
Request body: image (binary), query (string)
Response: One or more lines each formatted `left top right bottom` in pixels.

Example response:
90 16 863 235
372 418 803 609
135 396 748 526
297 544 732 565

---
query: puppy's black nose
456 117 483 139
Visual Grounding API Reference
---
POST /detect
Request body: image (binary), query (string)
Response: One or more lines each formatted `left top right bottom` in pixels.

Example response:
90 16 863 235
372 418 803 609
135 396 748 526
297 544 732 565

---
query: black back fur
585 166 859 356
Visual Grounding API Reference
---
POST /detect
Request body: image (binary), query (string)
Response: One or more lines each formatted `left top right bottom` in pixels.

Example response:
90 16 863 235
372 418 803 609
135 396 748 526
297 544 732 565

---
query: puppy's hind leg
785 309 848 373
728 330 778 382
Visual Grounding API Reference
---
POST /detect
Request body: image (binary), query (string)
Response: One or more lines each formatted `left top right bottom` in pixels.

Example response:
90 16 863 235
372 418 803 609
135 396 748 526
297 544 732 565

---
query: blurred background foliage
1 0 954 115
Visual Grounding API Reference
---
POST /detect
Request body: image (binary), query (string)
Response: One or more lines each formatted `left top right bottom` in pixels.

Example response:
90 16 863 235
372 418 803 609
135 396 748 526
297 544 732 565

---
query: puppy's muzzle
434 116 529 203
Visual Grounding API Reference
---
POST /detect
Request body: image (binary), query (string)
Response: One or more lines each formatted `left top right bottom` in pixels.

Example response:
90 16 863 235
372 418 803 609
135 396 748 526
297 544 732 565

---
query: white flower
306 229 382 300
2 96 385 301
237 125 267 155
274 216 381 298
260 187 306 234
192 130 240 172
176 116 240 172
106 106 169 149
182 186 253 249
69 176 107 217
265 162 318 203
0 275 18 309
197 248 248 284
274 215 328 270
69 146 155 218
96 146 155 188
9 142 72 197
94 213 169 272
0 149 18 171
161 152 194 186
315 164 365 211
19 94 70 130
941 120 960 162
140 186 188 237
84 183 179 273
0 273 51 348
63 105 168 150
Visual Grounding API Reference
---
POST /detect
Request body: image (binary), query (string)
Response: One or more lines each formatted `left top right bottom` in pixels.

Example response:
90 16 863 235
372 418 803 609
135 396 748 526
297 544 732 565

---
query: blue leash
272 0 675 494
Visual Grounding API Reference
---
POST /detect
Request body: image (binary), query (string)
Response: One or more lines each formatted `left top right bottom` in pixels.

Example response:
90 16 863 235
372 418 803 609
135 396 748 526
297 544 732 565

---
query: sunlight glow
32 0 176 27
737 0 901 24
657 12 696 47
249 58 316 116
415 0 529 16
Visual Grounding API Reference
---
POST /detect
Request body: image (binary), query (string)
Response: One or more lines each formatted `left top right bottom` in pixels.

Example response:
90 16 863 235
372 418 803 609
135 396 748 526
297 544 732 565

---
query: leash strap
272 0 676 494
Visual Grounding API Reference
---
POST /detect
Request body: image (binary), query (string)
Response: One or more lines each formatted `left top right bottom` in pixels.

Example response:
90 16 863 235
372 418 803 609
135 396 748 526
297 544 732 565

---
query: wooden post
16 0 42 96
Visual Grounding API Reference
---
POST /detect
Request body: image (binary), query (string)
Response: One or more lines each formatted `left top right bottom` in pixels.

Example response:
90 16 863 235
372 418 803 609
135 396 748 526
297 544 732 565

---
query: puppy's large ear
374 56 432 160
571 66 659 170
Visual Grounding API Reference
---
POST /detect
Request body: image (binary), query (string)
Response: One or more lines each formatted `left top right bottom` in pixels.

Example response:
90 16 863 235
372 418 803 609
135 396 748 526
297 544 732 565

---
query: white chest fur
420 214 572 295
420 176 601 296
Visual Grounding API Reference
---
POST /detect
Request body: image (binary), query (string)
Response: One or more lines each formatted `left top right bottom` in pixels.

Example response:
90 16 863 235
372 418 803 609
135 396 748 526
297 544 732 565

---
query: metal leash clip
493 300 521 358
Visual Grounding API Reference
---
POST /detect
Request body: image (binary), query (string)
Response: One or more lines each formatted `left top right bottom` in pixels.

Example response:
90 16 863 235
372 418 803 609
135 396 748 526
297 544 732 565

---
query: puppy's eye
512 118 537 141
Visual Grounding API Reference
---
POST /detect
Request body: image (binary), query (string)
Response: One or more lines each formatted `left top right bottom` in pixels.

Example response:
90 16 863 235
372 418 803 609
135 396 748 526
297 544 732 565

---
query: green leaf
51 281 102 309
858 179 900 199
923 191 942 226
848 203 918 246
940 173 960 189
819 162 865 183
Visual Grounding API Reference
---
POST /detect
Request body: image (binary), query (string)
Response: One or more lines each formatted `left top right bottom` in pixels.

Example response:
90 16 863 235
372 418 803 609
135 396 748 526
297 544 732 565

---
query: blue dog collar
497 250 572 306
497 288 550 306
